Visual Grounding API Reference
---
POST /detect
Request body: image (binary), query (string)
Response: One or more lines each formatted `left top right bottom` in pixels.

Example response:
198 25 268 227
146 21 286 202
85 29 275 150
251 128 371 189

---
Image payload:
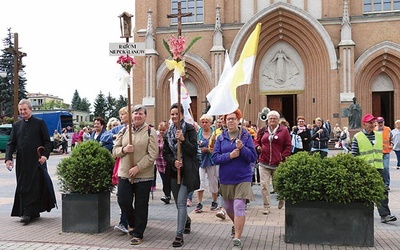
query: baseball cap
361 114 376 123
376 117 385 123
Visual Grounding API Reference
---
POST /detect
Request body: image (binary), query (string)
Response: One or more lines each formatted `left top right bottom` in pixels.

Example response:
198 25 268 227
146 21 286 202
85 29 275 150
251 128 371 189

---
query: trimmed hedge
273 152 385 206
56 140 115 194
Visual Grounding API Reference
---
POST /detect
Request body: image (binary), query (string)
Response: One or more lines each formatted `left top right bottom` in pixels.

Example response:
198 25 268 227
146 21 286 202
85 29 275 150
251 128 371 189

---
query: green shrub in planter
56 140 115 194
273 151 385 206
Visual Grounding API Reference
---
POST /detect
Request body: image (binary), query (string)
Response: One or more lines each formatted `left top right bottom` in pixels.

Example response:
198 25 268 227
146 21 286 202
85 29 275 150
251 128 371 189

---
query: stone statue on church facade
347 97 362 129
263 49 299 88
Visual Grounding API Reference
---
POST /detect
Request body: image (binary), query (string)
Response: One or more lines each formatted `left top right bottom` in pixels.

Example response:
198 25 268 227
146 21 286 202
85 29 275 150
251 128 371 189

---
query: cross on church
167 1 193 36
166 0 193 118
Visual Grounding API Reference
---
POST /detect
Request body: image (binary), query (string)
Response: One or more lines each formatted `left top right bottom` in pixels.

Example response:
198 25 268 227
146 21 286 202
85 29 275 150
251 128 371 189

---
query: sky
0 0 136 106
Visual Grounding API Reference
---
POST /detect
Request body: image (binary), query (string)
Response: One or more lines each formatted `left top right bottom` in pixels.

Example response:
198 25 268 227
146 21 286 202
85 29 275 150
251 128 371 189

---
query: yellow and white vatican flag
169 77 194 125
206 23 261 116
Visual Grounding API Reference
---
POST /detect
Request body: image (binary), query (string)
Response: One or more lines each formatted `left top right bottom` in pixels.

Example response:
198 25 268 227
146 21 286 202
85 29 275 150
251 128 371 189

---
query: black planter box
285 201 374 247
62 192 110 233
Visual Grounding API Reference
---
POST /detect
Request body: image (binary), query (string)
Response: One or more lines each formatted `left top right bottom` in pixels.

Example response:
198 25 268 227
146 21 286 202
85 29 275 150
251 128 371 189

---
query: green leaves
183 36 202 56
163 39 174 58
163 36 202 60
273 152 385 206
56 140 115 194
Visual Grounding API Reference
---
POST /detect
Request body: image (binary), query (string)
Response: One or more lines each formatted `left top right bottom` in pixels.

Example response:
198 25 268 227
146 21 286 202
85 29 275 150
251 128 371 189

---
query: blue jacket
90 129 114 151
212 127 257 185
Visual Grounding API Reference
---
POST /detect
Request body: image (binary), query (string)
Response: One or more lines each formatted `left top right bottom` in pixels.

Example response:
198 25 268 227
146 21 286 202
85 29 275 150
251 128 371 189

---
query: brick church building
132 0 400 128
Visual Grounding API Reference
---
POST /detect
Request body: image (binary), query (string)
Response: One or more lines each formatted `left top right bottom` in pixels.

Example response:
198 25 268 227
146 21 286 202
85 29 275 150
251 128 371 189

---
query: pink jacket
71 132 80 144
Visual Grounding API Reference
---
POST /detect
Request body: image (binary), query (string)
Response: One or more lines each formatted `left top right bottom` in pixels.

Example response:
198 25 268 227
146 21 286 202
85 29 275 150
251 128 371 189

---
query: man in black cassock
5 99 54 225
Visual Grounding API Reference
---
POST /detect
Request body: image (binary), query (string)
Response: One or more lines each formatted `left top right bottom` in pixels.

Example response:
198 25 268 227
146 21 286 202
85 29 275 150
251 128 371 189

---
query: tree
70 90 90 112
71 90 81 110
40 100 69 110
93 91 107 118
0 28 27 117
115 95 128 114
93 92 127 121
105 92 117 120
78 97 91 112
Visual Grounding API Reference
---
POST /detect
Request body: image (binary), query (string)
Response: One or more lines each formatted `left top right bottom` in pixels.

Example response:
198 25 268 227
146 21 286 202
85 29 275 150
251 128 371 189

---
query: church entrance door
267 95 297 127
372 92 394 127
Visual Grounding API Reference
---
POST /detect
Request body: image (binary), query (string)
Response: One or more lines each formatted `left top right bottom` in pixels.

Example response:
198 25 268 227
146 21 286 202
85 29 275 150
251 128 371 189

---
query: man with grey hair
5 99 54 225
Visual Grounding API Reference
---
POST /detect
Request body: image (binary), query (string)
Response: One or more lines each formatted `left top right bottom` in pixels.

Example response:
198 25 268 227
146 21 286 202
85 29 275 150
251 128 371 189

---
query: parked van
0 124 12 152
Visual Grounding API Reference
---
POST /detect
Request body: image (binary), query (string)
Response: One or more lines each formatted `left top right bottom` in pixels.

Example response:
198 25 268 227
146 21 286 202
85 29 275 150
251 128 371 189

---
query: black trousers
117 178 152 239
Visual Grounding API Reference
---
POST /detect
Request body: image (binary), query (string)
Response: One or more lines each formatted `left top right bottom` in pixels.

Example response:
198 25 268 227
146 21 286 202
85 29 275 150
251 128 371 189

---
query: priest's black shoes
20 215 31 225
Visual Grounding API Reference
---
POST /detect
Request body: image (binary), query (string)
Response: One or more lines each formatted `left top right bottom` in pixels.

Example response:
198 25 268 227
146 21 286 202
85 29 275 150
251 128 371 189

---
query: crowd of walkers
5 98 400 250
107 108 400 249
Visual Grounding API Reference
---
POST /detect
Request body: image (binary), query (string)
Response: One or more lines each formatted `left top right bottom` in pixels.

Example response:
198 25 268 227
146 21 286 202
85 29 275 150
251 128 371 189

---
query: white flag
169 77 194 124
206 50 233 115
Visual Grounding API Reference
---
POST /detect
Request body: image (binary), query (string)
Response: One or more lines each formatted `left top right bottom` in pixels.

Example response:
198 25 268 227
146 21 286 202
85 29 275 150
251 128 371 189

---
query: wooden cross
167 1 193 184
6 33 26 122
167 0 193 36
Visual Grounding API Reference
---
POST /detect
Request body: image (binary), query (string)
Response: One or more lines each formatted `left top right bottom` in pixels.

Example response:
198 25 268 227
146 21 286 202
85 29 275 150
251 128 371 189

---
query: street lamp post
118 12 134 179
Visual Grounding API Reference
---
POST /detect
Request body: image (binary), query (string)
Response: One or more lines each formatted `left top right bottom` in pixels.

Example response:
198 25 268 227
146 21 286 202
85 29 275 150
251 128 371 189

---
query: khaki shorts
219 182 255 201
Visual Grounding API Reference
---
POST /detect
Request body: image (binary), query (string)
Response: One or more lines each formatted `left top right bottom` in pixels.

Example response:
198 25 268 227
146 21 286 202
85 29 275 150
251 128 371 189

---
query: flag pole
177 76 182 184
238 82 252 140
126 56 134 184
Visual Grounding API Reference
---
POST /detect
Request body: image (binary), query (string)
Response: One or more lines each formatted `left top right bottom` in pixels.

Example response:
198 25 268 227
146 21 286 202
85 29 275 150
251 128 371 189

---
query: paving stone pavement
0 151 400 249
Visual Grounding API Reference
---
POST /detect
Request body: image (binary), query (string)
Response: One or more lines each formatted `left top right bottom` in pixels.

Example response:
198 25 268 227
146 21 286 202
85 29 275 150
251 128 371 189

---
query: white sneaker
232 238 242 250
114 223 129 234
263 207 270 215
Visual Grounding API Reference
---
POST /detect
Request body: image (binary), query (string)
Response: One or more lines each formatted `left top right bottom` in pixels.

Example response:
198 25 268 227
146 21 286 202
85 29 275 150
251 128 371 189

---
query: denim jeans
170 177 189 237
394 150 400 167
116 192 129 228
382 153 390 187
120 212 128 228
